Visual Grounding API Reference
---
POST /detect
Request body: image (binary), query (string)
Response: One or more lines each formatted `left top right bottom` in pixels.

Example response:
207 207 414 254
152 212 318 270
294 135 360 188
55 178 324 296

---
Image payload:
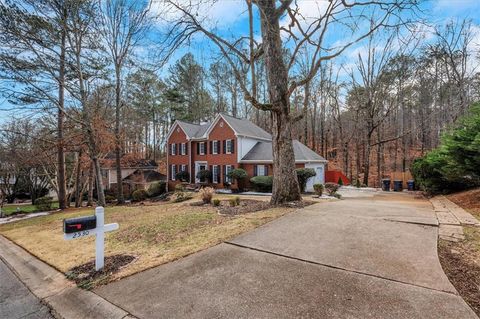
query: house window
181 143 186 155
171 165 176 181
212 140 219 154
225 165 233 183
257 165 266 176
199 142 206 155
171 143 176 156
212 165 219 183
226 139 233 154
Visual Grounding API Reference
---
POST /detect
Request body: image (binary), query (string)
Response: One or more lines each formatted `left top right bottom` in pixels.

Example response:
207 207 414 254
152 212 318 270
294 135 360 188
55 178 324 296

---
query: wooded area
0 0 479 206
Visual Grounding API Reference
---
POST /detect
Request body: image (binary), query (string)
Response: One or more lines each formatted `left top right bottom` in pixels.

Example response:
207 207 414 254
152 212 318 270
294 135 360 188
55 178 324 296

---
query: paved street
0 258 52 319
96 191 477 318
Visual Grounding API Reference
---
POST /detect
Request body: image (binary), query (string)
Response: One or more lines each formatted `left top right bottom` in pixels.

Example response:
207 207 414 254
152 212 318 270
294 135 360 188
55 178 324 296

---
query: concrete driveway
95 191 477 318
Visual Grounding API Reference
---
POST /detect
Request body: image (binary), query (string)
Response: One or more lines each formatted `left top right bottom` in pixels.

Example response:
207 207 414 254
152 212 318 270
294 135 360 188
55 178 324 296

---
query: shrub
35 196 53 211
228 168 248 191
175 171 190 182
196 169 212 183
337 177 344 186
132 189 148 202
313 183 323 197
213 199 221 206
234 196 240 205
250 175 273 192
324 183 340 196
229 198 237 207
296 168 316 192
199 187 215 204
105 195 117 204
411 103 480 194
147 182 166 197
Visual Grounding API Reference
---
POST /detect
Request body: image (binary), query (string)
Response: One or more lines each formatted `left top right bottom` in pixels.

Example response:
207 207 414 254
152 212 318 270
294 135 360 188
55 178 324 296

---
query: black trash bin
407 180 415 191
393 180 403 192
382 179 391 191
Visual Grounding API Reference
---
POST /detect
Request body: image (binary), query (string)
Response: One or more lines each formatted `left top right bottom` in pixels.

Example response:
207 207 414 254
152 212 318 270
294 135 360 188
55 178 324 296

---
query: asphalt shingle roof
241 140 327 162
220 113 272 140
177 121 211 139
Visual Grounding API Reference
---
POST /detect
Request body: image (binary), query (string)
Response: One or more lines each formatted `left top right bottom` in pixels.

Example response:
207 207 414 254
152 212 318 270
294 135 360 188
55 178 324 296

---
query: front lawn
1 202 59 216
0 194 295 288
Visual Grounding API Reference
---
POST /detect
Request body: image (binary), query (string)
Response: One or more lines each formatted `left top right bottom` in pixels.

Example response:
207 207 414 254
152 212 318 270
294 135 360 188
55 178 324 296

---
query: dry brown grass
0 194 294 284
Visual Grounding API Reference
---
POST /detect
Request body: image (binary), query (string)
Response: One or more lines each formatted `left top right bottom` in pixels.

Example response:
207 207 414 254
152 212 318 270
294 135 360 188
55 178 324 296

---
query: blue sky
1 0 480 122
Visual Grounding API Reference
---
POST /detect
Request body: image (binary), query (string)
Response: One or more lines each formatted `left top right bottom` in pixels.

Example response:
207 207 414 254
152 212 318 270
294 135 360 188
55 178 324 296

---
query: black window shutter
216 141 220 153
265 165 269 176
186 143 188 155
254 165 257 176
196 143 200 155
223 140 226 154
231 139 235 154
223 165 226 183
209 141 213 154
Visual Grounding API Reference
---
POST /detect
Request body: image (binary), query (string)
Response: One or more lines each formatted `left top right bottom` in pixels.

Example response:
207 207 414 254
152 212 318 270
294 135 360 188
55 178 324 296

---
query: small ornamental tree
196 170 212 183
337 177 344 186
295 168 316 193
228 168 248 191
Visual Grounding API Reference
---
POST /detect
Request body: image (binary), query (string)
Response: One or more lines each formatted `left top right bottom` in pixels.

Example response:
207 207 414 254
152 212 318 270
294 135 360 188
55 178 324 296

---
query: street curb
0 235 135 319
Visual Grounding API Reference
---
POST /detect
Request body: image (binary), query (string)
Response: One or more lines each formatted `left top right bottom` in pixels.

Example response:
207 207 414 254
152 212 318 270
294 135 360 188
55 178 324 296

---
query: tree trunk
114 67 125 204
363 132 372 186
57 12 67 210
74 151 82 208
87 161 94 206
258 0 301 204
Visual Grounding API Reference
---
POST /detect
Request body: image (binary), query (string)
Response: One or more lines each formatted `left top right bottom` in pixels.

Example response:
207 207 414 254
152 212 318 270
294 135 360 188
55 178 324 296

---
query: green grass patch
1 202 59 216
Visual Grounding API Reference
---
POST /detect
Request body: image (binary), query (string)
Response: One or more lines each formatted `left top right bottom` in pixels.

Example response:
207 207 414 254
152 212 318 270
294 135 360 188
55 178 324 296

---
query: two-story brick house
166 113 327 192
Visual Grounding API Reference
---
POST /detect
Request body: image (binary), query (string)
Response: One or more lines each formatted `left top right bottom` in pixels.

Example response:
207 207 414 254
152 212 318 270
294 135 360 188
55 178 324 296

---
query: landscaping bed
438 226 480 316
438 188 480 316
0 194 297 288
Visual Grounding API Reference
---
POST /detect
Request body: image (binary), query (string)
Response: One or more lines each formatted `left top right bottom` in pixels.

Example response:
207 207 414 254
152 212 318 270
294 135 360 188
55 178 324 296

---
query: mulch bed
66 254 136 290
438 237 480 316
190 199 315 215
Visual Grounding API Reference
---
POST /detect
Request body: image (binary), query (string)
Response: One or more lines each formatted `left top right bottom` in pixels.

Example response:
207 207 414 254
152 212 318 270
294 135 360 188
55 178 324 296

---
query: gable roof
176 120 211 139
217 113 271 140
241 140 327 163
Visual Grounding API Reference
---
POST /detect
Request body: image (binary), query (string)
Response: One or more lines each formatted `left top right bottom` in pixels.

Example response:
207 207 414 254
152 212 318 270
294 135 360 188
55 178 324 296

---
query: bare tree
164 0 418 203
99 0 150 204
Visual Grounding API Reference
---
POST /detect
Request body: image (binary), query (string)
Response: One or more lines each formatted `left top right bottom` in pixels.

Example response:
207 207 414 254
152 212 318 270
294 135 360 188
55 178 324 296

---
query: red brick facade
166 114 324 191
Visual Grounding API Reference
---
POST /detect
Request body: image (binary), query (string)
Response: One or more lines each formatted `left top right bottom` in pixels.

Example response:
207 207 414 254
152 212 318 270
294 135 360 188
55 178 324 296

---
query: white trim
257 164 266 176
194 161 208 183
171 164 176 181
239 160 328 164
181 143 186 155
235 134 271 142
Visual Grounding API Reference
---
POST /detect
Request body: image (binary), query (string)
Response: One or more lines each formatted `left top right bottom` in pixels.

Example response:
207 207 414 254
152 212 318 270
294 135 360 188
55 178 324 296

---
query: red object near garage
325 170 350 185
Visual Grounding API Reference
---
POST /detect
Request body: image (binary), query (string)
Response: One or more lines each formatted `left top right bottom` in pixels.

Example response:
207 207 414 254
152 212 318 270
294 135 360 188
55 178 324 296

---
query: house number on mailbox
63 207 119 271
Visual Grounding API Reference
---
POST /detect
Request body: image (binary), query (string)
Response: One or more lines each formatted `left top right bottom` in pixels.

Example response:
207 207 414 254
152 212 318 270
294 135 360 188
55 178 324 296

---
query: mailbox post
63 206 119 271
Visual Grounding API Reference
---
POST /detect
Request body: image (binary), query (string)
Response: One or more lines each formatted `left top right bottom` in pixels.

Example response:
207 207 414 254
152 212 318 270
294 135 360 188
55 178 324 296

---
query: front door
195 162 208 183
